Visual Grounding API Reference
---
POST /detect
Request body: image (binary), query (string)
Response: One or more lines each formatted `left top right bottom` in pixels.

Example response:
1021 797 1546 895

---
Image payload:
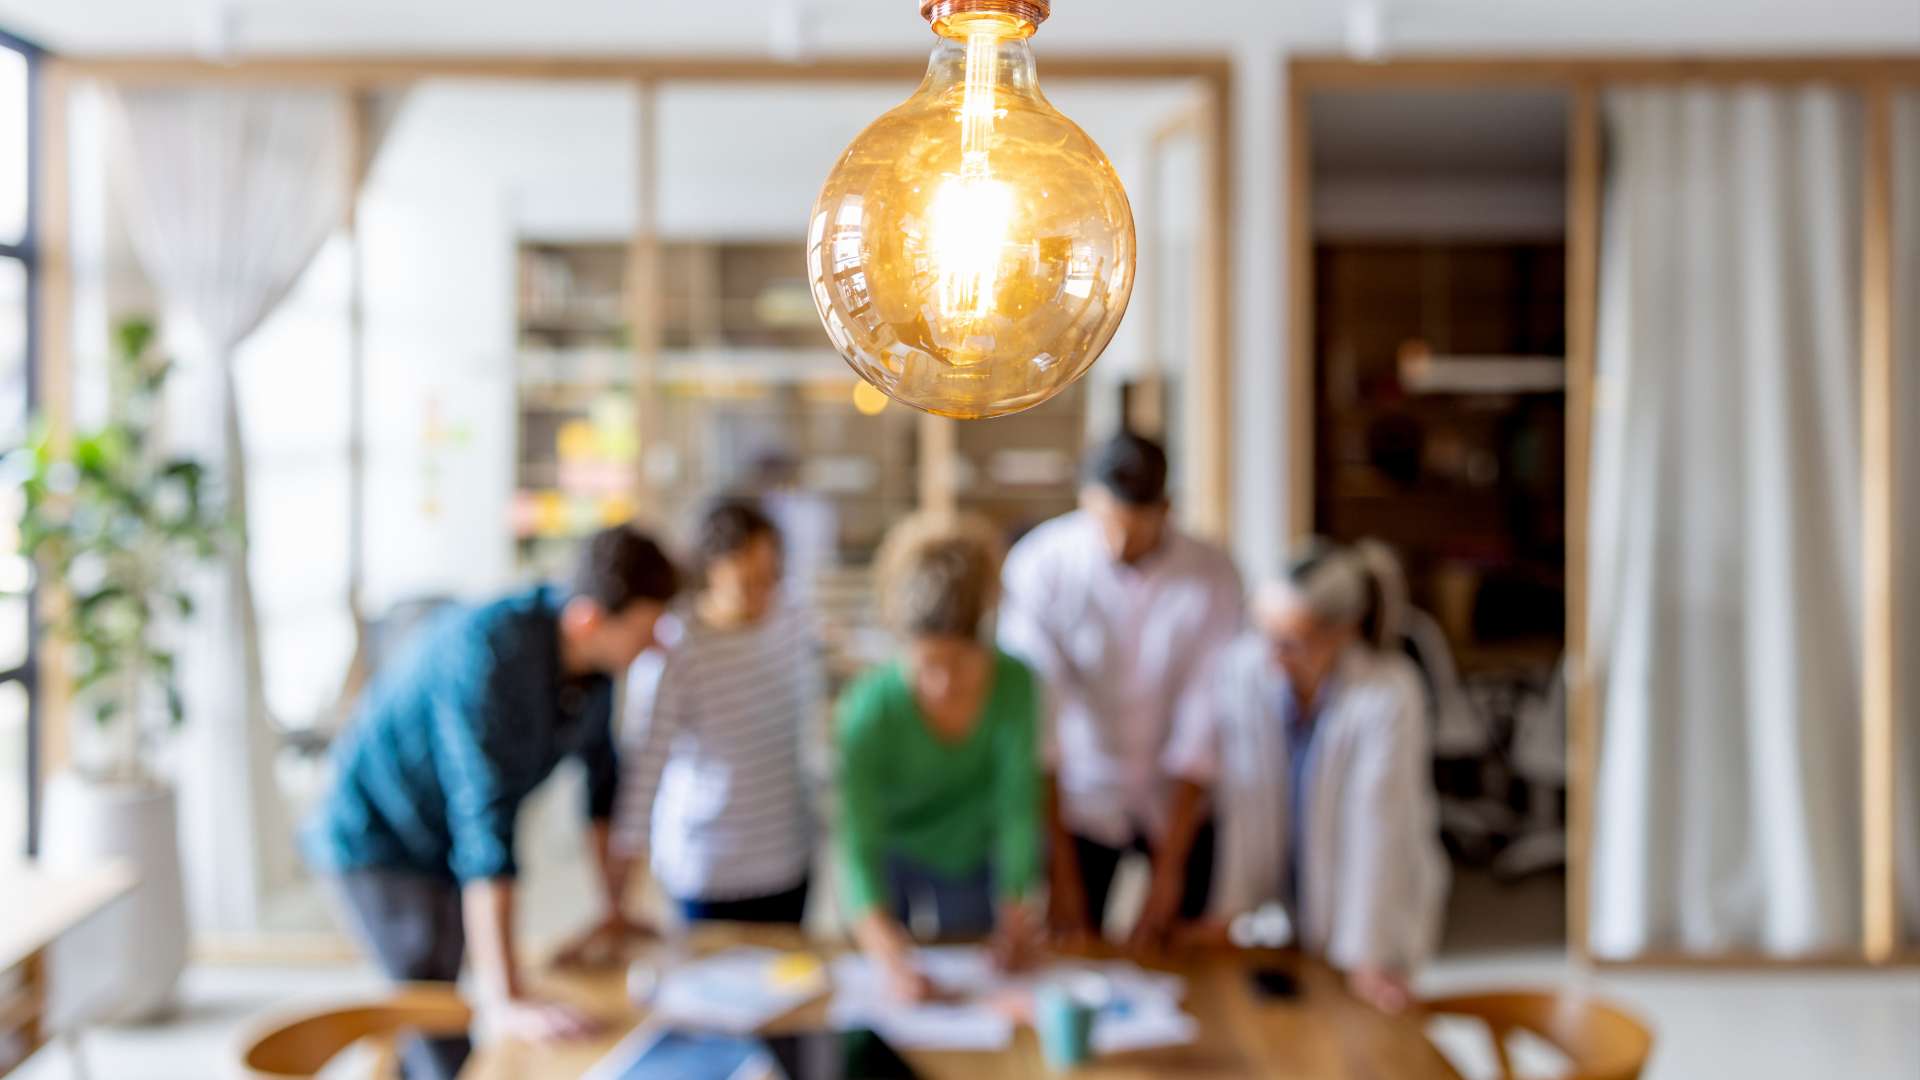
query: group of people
302 432 1447 1079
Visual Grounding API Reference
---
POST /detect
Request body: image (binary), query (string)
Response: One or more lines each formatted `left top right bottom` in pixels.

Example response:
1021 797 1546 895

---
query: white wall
356 82 638 609
1234 51 1289 577
657 84 893 239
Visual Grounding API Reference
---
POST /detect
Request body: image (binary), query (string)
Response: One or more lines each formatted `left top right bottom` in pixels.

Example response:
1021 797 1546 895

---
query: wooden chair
233 985 473 1080
1420 991 1653 1080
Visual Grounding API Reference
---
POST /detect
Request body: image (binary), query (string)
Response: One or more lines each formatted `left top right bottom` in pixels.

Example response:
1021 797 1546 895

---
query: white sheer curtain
1896 90 1920 945
1588 86 1864 958
109 87 352 932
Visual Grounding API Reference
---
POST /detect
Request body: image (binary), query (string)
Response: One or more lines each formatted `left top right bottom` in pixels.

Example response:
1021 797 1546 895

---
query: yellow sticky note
769 952 824 991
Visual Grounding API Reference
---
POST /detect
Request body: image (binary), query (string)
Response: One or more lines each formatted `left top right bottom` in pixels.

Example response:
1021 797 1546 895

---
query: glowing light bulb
808 0 1135 419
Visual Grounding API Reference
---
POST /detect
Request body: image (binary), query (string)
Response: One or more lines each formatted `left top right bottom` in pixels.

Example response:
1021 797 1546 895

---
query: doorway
1302 84 1573 954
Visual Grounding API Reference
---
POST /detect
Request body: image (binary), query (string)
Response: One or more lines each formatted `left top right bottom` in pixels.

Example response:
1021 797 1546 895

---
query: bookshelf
512 238 1093 579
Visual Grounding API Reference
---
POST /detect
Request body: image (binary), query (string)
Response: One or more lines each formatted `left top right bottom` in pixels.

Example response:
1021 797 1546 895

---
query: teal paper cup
1035 981 1099 1070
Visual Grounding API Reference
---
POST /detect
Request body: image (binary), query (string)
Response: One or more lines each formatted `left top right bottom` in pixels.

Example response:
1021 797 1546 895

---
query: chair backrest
234 986 472 1080
1422 990 1653 1080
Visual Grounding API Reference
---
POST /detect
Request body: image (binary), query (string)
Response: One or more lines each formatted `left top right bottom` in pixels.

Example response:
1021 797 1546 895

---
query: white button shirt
998 510 1245 847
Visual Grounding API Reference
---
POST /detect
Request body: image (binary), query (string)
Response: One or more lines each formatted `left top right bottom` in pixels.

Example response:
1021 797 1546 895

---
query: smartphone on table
1249 967 1301 1001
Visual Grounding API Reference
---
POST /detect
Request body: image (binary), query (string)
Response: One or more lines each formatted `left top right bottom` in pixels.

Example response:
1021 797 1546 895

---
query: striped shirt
613 604 820 901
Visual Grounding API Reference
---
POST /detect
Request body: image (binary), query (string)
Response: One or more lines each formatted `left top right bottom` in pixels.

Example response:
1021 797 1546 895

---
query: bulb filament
958 26 998 159
929 25 1014 341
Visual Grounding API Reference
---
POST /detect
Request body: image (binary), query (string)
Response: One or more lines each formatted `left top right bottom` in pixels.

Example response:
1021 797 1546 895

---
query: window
1 26 40 859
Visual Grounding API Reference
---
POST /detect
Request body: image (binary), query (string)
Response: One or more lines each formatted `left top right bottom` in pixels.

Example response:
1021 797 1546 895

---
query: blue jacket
302 586 617 881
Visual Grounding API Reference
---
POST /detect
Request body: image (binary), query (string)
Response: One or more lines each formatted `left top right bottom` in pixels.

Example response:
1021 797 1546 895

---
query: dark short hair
1085 431 1169 506
693 497 781 573
572 525 679 614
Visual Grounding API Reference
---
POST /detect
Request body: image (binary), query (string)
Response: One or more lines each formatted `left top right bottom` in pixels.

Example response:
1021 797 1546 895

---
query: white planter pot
40 772 189 1024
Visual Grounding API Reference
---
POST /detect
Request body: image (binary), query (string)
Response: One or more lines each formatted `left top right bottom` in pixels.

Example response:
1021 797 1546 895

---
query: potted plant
17 317 225 1020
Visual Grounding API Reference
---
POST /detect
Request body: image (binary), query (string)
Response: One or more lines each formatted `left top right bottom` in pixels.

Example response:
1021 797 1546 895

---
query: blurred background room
0 1 1917 1079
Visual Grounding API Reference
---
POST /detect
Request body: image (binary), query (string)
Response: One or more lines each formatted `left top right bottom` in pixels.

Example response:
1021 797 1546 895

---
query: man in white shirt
998 432 1245 944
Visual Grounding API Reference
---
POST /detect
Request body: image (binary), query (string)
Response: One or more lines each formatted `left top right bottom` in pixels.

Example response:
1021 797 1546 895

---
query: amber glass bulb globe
807 2 1136 419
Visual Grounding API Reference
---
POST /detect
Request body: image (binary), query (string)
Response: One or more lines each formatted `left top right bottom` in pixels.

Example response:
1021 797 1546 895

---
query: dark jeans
886 855 995 940
1071 819 1216 932
678 877 811 925
327 869 469 1080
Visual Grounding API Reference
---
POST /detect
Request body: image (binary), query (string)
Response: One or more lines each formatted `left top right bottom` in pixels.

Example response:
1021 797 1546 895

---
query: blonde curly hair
873 511 1005 639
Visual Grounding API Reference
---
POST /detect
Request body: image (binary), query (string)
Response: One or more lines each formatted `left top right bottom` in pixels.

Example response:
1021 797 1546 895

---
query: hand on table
1125 873 1185 957
990 902 1042 974
485 995 605 1042
552 912 653 970
880 953 935 1003
855 912 935 1003
1347 968 1413 1014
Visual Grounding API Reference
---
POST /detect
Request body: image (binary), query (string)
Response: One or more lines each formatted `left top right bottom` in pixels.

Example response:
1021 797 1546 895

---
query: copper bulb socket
921 0 1050 31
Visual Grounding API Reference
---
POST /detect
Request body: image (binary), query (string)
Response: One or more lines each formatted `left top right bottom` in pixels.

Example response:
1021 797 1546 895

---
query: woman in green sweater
836 514 1042 1001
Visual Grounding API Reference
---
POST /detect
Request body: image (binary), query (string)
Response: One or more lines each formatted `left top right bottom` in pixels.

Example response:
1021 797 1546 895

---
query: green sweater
833 649 1042 917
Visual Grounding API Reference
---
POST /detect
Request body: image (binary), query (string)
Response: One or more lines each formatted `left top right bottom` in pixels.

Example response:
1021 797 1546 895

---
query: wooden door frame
1286 53 1918 969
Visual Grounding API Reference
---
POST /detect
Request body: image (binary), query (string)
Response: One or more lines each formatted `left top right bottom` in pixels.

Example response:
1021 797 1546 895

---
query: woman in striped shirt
613 499 821 924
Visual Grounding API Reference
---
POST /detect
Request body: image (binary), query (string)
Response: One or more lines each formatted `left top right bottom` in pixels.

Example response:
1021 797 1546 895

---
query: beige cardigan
1199 637 1448 973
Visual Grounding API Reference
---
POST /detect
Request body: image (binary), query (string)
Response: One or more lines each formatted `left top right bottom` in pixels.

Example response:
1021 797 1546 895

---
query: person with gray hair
834 513 1044 1001
1133 537 1447 1013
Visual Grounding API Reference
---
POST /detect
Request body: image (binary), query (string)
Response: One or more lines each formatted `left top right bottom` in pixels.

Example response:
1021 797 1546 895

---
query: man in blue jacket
304 525 678 1079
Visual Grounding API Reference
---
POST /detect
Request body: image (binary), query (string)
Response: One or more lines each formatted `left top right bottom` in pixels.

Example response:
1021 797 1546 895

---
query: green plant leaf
116 317 156 362
76 584 128 615
17 315 221 764
74 660 111 694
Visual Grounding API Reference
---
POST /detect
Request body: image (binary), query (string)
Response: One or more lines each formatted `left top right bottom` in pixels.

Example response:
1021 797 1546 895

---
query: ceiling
2 0 1916 56
1312 89 1569 176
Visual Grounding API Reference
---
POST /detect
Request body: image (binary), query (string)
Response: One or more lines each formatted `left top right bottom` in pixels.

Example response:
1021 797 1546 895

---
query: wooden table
463 926 1462 1079
0 861 136 1076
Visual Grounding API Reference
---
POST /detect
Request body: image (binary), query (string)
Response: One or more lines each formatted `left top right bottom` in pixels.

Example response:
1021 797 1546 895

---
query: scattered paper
1094 1007 1201 1055
649 947 829 1034
828 949 1016 1050
830 995 1016 1051
904 946 1004 994
826 947 1198 1056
